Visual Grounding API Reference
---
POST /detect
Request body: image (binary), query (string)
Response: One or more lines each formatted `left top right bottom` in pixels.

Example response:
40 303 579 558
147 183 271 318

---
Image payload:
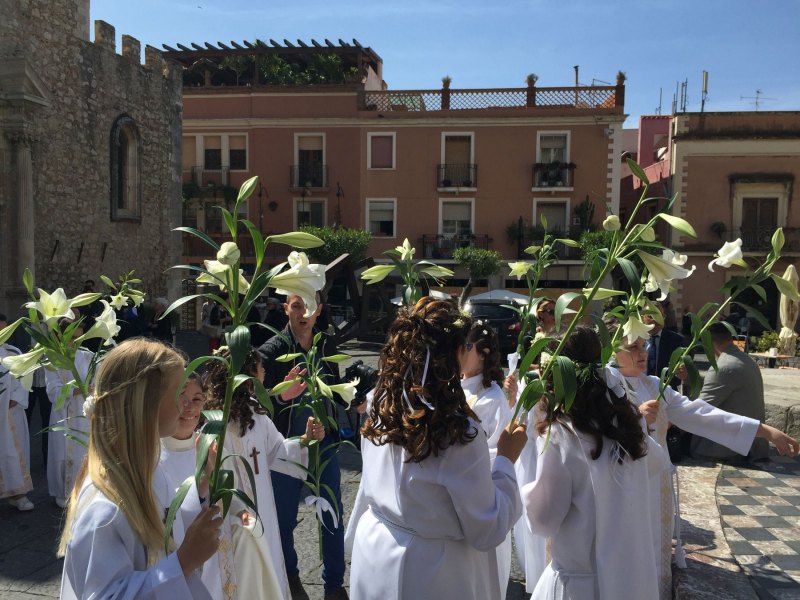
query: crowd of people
1 292 799 600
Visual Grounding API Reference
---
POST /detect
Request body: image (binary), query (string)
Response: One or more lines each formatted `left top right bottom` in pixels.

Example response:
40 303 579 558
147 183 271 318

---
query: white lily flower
217 241 241 266
1 347 45 391
361 264 395 284
508 261 533 280
638 250 696 301
270 252 325 317
396 238 414 261
130 293 145 308
25 288 74 326
82 300 120 346
622 315 654 345
328 378 360 408
197 260 250 293
109 293 128 309
602 215 621 231
708 238 744 272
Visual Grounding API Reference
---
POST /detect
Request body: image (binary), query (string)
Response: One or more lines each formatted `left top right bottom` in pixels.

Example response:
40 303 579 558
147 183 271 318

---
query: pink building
165 40 626 292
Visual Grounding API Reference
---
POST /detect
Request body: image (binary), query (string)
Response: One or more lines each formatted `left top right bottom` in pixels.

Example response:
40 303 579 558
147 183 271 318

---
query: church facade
0 0 183 318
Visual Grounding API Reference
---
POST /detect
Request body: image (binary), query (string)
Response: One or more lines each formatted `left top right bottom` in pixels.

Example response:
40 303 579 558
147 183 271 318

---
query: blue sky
92 0 800 127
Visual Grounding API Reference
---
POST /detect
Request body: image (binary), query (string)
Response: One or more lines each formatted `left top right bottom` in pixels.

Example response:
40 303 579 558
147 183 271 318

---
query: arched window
110 115 141 220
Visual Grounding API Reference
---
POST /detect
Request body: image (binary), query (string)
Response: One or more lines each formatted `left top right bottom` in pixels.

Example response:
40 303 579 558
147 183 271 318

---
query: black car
463 299 522 355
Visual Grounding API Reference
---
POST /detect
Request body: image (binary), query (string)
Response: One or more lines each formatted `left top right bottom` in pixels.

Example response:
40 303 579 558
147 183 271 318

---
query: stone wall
0 0 182 318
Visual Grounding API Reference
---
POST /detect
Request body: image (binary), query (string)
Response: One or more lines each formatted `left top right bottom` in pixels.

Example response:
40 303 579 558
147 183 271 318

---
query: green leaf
216 469 236 516
626 158 650 185
591 314 613 364
751 283 767 303
232 373 253 391
237 175 259 204
195 432 217 482
321 354 351 363
164 477 194 552
100 274 118 291
202 409 224 423
22 268 34 295
771 273 800 301
226 325 252 374
276 352 303 363
518 378 545 412
719 320 739 338
551 356 577 412
173 226 220 251
519 336 555 377
162 294 207 320
656 213 697 238
200 419 226 436
554 292 582 332
700 329 717 371
771 228 785 255
251 379 274 417
241 220 265 270
682 355 702 399
733 302 771 329
221 454 259 516
616 257 641 295
220 207 237 239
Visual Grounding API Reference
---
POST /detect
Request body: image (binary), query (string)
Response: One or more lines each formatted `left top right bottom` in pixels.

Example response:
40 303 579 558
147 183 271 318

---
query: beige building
166 41 626 290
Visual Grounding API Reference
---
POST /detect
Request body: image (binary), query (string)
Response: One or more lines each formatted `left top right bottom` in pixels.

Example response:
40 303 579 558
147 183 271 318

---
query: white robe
462 374 514 596
348 419 522 600
509 378 548 594
46 349 92 502
522 422 659 600
0 344 32 499
624 373 760 599
61 480 212 600
222 409 308 600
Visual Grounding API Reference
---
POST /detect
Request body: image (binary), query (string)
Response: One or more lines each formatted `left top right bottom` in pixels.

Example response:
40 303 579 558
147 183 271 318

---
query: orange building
165 40 626 289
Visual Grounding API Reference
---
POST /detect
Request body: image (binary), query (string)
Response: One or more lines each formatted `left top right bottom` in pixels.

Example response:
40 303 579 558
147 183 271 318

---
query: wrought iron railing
360 85 620 112
191 165 230 186
514 228 582 260
738 226 799 252
291 163 328 188
532 163 576 188
437 164 477 188
421 234 491 259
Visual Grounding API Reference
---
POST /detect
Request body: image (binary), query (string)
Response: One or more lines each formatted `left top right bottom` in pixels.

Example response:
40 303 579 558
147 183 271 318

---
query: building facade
0 0 183 317
166 41 626 290
622 111 800 329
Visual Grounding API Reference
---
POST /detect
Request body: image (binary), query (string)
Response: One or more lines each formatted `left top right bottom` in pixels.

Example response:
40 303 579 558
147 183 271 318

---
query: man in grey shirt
691 323 769 460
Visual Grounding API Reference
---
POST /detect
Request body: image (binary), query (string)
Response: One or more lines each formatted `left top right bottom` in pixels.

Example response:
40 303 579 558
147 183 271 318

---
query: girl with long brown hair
522 326 658 599
348 297 528 600
59 339 221 599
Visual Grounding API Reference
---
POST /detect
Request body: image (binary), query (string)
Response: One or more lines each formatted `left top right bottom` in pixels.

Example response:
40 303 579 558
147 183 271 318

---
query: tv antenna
740 89 776 111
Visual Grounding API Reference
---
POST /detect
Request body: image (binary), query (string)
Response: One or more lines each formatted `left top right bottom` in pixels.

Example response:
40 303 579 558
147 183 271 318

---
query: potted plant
710 221 726 238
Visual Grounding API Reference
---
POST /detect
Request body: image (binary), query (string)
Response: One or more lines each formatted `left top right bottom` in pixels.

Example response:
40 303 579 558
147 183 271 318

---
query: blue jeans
272 410 345 594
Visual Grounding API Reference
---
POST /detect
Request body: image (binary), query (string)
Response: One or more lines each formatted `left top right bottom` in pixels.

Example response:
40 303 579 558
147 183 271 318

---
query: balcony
290 164 328 189
421 234 491 259
360 85 622 112
532 163 575 190
188 165 230 186
739 226 800 252
437 164 478 189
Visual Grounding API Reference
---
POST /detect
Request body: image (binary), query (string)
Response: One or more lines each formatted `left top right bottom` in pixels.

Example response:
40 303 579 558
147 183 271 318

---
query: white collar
162 433 197 452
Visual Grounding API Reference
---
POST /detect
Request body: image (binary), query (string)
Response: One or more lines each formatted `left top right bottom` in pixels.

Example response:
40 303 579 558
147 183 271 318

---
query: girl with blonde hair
59 339 221 599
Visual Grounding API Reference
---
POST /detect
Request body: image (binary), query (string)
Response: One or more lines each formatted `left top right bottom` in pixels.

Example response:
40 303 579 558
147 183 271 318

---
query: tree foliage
453 247 503 306
299 226 371 265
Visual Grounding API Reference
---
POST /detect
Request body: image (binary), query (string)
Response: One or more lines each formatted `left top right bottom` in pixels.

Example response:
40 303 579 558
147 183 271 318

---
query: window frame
438 198 475 236
293 197 327 229
536 130 571 163
366 197 397 238
110 114 142 222
367 132 396 170
732 181 788 234
532 197 571 233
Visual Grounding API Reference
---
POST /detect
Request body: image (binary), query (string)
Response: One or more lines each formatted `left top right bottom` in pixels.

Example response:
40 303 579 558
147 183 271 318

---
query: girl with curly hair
522 326 659 599
203 347 324 600
348 297 528 600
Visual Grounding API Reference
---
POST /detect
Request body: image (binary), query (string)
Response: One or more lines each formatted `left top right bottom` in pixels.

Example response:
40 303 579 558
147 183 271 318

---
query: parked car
462 299 522 355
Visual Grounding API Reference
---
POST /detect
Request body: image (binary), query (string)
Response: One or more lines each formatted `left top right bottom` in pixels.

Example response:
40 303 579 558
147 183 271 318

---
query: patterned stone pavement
717 454 800 600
